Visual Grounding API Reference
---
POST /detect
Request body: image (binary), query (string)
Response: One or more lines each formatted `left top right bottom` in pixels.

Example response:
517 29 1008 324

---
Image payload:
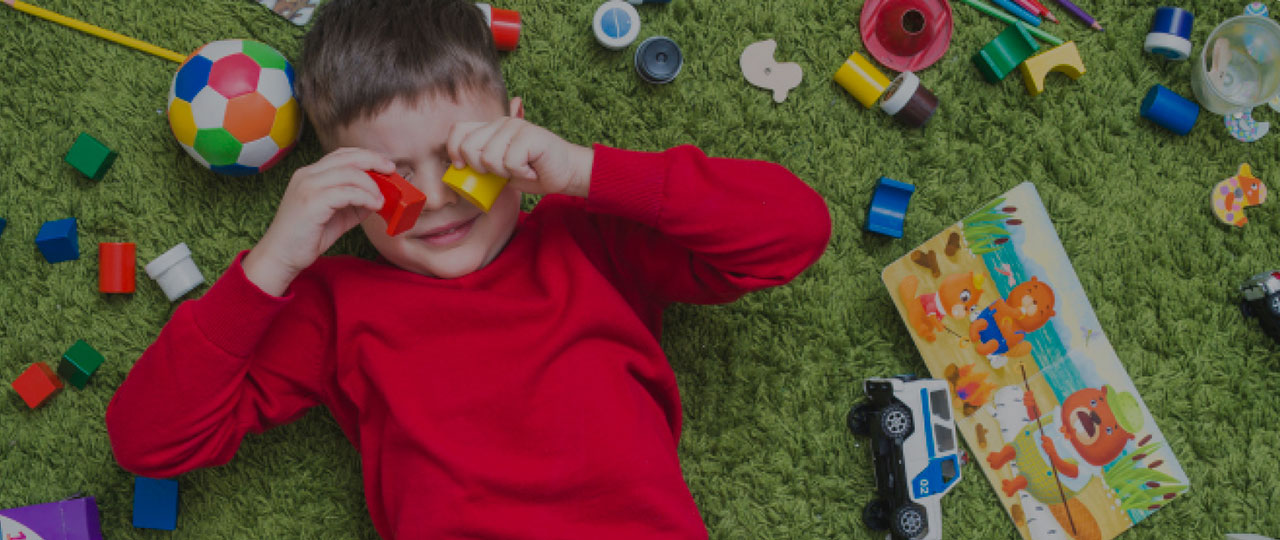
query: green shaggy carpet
2 0 1278 538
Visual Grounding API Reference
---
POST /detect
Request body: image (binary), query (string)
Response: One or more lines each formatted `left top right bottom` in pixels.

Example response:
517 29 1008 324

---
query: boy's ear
510 97 524 119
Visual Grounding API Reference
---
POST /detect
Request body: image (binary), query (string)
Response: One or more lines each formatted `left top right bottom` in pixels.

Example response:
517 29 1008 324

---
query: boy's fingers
447 122 485 169
305 149 396 180
480 120 523 177
325 186 385 214
457 121 505 174
503 130 540 183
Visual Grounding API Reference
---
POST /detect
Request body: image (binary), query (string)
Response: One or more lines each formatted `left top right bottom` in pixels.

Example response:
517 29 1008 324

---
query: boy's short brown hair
297 0 508 145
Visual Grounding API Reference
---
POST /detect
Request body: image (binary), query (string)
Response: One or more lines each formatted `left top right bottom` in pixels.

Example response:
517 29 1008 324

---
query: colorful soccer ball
167 39 302 176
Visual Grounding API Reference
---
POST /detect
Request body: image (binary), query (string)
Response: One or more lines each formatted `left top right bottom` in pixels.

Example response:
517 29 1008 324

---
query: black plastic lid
634 36 683 84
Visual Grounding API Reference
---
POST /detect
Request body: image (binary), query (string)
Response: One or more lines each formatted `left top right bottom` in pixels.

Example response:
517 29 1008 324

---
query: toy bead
475 3 520 51
367 171 426 236
593 1 641 50
65 132 117 181
59 339 105 390
1019 41 1086 97
35 217 79 263
880 72 939 128
10 362 63 409
97 243 135 293
867 176 916 237
0 497 103 538
740 39 804 103
834 52 893 108
634 36 683 84
973 22 1040 83
133 476 178 530
1224 109 1271 142
99 242 136 294
859 0 955 72
442 166 508 213
145 243 205 302
1144 7 1194 61
1140 84 1200 135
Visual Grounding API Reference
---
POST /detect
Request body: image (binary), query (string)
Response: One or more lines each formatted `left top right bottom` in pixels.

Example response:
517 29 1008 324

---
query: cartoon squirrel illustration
898 272 984 342
986 385 1144 504
969 277 1056 368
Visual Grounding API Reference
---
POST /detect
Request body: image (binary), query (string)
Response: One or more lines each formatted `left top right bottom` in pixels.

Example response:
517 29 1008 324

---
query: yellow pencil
3 0 186 63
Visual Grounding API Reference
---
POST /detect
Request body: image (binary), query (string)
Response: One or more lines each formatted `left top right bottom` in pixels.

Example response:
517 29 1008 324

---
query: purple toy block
0 497 102 540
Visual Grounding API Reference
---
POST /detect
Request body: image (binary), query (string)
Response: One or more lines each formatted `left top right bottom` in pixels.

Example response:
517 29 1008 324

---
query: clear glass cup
1190 15 1280 114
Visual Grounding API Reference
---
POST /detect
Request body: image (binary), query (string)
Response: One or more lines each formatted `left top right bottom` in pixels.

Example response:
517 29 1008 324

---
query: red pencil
1021 0 1059 23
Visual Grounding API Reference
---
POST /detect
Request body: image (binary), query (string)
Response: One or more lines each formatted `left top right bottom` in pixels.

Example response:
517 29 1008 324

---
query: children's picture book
881 183 1189 540
253 0 321 25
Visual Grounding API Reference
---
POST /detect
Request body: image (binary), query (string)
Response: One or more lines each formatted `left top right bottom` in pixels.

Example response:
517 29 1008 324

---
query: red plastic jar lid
860 0 954 72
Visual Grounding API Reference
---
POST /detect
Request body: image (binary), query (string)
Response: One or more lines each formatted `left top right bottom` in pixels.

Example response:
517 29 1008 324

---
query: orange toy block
11 362 63 408
99 242 136 293
366 171 426 236
1019 41 1085 97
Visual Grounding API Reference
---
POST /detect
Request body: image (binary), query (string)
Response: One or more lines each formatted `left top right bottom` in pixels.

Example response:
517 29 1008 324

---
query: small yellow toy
834 52 892 108
1019 41 1085 97
442 166 508 212
1212 163 1268 227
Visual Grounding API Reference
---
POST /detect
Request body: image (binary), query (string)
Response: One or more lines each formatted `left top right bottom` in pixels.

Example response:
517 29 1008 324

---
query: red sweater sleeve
105 252 334 478
583 144 831 306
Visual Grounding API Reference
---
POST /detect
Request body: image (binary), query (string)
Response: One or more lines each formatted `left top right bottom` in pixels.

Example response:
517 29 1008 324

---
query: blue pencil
992 0 1042 26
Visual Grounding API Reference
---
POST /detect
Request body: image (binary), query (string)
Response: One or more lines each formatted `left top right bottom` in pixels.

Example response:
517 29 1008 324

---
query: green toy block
65 133 118 181
59 339 105 389
973 22 1040 83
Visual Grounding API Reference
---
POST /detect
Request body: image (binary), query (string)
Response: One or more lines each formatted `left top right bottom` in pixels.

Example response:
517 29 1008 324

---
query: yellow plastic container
441 166 508 212
834 52 893 108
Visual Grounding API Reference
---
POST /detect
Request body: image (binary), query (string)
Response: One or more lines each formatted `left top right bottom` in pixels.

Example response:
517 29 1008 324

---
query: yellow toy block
1019 41 1085 97
442 166 508 212
834 52 892 108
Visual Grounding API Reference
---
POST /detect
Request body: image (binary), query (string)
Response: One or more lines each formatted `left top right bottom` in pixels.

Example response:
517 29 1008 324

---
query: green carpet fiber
2 0 1279 538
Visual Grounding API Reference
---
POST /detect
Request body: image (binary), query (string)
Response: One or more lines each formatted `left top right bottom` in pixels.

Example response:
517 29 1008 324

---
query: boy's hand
243 148 392 296
447 118 594 198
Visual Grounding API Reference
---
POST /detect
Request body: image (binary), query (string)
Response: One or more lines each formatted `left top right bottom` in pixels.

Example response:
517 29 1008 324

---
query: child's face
330 92 522 278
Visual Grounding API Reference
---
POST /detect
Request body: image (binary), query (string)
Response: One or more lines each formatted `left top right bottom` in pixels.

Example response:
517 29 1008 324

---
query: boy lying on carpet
105 0 831 537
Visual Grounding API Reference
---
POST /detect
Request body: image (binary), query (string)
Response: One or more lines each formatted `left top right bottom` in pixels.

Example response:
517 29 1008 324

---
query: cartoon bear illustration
969 277 1056 368
898 272 984 342
986 385 1145 504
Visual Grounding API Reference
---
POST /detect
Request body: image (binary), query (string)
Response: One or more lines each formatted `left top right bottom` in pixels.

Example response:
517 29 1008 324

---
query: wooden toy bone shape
740 40 803 102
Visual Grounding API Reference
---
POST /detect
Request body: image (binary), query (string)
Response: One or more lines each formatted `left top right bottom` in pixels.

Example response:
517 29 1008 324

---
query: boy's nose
415 170 460 211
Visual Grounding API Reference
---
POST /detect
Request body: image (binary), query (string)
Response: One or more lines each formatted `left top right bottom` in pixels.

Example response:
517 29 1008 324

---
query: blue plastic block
0 217 6 238
35 218 80 263
1140 84 1199 135
867 177 916 238
133 476 178 530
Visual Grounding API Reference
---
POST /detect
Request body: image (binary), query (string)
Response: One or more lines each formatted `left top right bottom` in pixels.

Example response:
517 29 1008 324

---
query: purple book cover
0 498 102 540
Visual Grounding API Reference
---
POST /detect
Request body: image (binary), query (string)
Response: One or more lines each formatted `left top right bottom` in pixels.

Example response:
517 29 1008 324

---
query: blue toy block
0 217 6 238
867 177 916 238
35 218 80 263
133 476 178 530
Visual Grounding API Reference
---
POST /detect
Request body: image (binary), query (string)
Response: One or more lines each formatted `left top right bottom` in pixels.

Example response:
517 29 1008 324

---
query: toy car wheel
890 503 928 539
879 402 914 439
847 403 874 436
862 498 892 531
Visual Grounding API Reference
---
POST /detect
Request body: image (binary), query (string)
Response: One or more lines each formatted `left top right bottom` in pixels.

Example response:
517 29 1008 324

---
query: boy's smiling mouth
415 215 479 246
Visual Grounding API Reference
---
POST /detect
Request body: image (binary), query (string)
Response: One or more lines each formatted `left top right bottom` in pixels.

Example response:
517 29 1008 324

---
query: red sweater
106 145 831 539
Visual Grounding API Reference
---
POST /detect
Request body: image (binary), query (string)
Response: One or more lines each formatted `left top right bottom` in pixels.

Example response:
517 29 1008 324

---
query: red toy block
11 362 63 409
366 171 426 236
99 242 137 293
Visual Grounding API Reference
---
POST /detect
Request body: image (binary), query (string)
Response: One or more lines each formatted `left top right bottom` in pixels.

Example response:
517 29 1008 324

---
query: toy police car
1240 271 1280 344
847 377 962 540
